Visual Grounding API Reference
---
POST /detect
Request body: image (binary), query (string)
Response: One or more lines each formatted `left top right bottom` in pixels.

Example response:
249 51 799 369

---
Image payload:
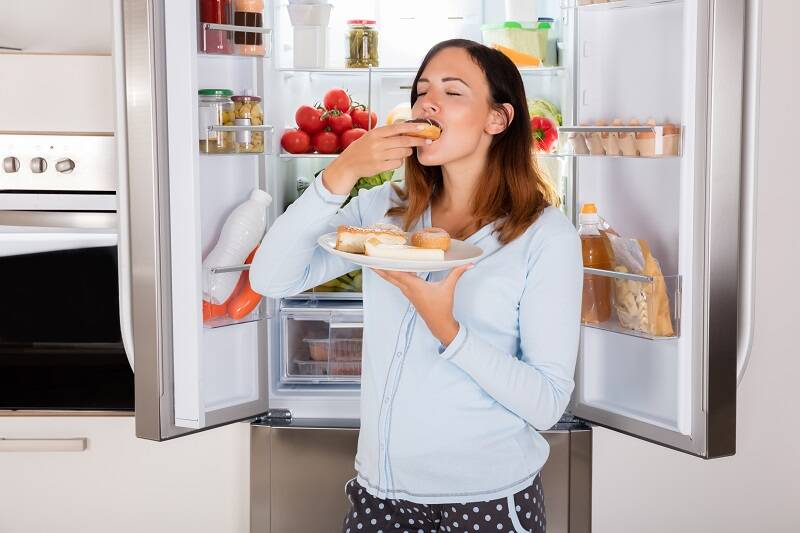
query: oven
0 132 133 412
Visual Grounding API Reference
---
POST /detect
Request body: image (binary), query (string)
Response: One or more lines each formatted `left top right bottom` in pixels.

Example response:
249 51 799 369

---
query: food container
635 119 658 157
345 20 379 68
481 22 542 61
233 0 265 56
662 123 681 156
288 3 332 68
619 119 639 156
198 89 236 153
199 0 233 54
232 94 264 153
584 123 605 155
303 337 362 361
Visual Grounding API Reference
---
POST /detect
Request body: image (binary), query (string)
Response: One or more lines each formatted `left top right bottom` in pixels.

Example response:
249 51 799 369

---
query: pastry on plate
364 237 445 261
335 223 406 254
410 227 451 251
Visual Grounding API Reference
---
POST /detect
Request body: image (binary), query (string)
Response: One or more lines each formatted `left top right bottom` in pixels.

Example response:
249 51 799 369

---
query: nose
420 100 440 115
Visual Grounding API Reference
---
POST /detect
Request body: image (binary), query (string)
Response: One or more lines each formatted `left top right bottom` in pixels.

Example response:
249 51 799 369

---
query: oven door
0 211 133 412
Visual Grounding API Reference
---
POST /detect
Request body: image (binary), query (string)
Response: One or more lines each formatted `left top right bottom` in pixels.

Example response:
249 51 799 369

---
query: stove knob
55 158 75 173
30 157 47 173
3 157 20 173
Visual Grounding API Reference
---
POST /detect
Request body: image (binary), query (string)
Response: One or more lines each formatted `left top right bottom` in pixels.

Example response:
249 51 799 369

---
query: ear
485 103 515 135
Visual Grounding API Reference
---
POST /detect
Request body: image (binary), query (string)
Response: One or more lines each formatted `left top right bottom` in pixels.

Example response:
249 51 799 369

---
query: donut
410 227 451 251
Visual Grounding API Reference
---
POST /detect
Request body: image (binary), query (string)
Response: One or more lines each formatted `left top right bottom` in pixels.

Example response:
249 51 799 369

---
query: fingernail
425 139 433 145
466 264 475 270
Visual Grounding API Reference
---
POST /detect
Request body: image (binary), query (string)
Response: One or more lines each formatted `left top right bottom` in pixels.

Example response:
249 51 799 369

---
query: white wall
591 1 800 531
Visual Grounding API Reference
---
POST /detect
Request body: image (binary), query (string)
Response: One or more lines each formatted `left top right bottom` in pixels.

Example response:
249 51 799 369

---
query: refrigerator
114 0 755 531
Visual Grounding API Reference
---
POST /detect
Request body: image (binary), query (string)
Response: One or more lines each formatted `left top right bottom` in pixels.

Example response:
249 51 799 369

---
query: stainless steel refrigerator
115 0 756 531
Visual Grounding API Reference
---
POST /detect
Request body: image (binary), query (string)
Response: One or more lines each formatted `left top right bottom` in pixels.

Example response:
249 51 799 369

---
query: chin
416 141 458 166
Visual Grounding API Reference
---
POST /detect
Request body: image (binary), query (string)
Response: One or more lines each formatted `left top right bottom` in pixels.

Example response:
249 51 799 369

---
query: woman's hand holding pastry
371 264 473 346
323 123 432 195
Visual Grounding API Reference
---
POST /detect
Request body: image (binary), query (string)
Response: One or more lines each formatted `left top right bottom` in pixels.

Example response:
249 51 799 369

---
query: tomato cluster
281 88 378 155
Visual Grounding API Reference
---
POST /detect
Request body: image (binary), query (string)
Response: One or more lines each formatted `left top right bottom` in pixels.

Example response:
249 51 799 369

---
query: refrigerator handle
113 0 135 370
737 0 761 386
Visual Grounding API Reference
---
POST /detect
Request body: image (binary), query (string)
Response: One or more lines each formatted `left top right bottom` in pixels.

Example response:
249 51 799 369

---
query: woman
251 39 582 533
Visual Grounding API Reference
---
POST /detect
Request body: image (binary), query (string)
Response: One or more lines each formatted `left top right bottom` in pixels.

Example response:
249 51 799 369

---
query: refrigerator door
119 0 269 440
569 0 746 458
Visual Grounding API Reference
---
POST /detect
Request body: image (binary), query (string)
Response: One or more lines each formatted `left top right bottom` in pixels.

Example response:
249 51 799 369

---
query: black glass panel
0 246 133 411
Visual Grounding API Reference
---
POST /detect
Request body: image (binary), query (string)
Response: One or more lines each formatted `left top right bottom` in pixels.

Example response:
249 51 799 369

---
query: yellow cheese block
492 43 542 67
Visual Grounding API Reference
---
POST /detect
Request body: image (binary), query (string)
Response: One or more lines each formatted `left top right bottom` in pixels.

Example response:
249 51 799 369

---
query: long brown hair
387 39 558 245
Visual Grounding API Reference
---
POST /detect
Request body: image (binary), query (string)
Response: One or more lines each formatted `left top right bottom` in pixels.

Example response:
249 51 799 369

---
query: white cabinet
0 417 249 533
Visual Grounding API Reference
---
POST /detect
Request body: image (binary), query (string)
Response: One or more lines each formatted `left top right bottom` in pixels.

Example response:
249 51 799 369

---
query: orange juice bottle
579 203 613 324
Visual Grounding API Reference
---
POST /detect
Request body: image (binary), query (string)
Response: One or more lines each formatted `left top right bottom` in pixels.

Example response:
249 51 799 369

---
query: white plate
318 232 483 272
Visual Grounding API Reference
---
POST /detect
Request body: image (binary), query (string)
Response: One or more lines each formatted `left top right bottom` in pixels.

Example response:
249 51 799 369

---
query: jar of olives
345 20 379 68
198 89 236 153
232 94 264 153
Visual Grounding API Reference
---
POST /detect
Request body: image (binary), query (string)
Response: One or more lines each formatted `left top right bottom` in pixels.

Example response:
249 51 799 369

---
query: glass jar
234 0 265 56
232 94 264 153
345 20 379 68
198 89 236 153
199 0 233 55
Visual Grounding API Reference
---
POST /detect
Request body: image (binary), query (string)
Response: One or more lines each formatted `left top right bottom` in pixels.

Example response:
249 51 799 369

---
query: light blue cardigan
251 176 583 504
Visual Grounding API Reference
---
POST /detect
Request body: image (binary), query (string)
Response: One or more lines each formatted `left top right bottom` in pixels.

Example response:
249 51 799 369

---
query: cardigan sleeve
438 230 583 430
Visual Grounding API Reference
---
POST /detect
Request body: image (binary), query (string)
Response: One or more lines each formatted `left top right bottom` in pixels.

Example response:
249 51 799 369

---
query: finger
381 147 414 160
377 269 414 290
443 264 474 288
376 159 404 172
374 121 431 138
381 135 431 149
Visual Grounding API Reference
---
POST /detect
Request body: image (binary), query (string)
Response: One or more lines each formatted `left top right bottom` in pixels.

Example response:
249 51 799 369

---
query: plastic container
579 203 613 324
198 89 236 153
504 0 537 25
345 20 379 68
232 93 264 153
304 337 362 361
202 189 272 304
481 22 542 61
287 3 333 68
199 0 233 54
233 0 265 56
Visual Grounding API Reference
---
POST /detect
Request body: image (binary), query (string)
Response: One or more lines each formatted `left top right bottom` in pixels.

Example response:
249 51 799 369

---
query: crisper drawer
280 304 364 384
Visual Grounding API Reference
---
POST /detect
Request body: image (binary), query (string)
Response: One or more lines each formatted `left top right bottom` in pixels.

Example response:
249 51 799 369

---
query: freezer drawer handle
0 437 88 452
330 322 364 329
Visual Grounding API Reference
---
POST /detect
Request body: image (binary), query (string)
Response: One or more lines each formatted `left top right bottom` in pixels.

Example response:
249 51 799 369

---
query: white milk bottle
202 189 272 304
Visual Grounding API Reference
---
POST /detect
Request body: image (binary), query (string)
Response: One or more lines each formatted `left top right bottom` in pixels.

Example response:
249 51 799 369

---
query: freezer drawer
250 422 591 533
280 303 364 385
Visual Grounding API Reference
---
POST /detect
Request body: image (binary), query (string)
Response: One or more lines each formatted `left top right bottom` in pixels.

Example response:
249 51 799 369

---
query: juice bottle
579 203 613 324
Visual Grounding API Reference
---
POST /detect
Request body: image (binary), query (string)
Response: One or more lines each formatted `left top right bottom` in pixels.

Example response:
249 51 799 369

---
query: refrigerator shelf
279 153 337 160
581 268 681 339
202 263 271 328
275 66 568 77
285 292 363 301
560 125 682 157
200 22 272 58
567 0 682 12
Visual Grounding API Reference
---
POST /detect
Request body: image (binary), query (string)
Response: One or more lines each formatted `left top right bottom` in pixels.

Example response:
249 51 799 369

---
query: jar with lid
199 0 233 54
234 0 265 56
232 94 264 153
345 20 379 68
198 89 236 153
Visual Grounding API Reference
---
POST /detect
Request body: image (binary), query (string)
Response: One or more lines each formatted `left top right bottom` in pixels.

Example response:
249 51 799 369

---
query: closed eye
446 92 461 96
417 91 427 97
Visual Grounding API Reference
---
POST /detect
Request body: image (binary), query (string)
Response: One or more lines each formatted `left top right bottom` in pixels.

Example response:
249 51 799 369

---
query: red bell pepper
530 116 558 153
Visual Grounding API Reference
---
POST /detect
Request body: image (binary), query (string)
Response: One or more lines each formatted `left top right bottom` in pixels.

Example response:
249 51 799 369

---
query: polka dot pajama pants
341 475 546 533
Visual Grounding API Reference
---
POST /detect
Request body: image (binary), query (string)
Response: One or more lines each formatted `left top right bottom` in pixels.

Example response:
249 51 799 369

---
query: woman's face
413 47 495 166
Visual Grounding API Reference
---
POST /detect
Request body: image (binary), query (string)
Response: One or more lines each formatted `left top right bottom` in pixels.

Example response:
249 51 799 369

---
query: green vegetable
527 98 562 126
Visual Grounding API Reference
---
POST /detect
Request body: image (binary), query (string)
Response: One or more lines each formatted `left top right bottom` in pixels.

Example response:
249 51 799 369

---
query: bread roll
410 227 451 251
404 118 442 140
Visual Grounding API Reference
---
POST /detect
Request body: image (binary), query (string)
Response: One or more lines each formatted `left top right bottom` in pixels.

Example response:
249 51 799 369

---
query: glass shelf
278 152 337 160
580 268 681 340
276 66 567 77
202 125 273 155
566 0 682 11
200 22 272 58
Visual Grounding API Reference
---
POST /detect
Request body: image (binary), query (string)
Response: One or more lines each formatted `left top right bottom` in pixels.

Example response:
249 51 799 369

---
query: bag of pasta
607 235 675 337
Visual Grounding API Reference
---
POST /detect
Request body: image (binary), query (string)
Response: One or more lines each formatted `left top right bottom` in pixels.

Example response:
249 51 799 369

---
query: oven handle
0 211 116 230
113 0 135 370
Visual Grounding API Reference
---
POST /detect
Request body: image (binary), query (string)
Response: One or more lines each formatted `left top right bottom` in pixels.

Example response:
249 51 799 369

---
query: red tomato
323 88 351 113
340 128 366 150
295 105 326 134
281 128 311 154
312 131 340 154
351 107 378 130
326 111 353 135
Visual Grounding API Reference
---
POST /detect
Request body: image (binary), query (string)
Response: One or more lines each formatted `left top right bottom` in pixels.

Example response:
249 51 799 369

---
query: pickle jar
232 94 264 153
345 20 379 68
198 89 236 153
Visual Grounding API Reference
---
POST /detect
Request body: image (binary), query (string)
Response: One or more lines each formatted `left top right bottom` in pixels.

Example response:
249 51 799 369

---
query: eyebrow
417 77 471 88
